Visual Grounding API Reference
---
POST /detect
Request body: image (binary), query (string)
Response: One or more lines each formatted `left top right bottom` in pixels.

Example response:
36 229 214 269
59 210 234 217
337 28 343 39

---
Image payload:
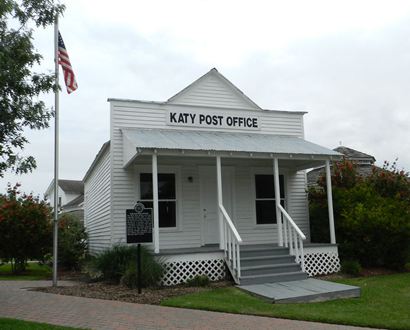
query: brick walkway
0 281 376 330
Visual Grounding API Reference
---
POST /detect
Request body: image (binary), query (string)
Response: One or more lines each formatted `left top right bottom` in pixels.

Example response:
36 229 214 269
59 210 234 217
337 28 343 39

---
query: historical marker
126 202 153 244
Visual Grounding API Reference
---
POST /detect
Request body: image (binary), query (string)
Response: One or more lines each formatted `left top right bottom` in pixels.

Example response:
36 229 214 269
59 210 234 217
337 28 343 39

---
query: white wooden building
84 69 342 286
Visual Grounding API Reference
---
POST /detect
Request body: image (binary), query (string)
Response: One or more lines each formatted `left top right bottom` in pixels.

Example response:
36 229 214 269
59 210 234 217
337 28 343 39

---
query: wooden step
240 246 290 258
240 271 308 285
240 255 296 267
241 263 301 276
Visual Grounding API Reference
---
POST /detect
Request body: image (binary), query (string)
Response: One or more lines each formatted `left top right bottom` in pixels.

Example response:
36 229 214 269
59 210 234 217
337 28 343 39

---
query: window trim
135 165 183 233
251 167 287 228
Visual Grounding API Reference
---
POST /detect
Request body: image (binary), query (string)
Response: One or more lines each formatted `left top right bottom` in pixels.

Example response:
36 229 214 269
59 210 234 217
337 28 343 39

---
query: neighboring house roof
63 194 84 209
307 146 376 187
58 180 84 194
45 179 84 197
333 146 376 163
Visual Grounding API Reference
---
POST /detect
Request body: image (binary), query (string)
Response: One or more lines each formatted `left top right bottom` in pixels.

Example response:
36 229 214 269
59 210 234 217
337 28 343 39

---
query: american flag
58 32 78 94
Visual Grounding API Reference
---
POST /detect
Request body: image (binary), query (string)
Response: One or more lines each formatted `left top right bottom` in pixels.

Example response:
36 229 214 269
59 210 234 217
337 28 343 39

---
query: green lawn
0 262 51 280
162 273 410 330
0 318 83 329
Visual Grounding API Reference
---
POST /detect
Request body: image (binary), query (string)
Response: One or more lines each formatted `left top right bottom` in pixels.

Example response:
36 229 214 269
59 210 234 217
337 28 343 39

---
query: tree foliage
0 0 65 177
0 183 52 273
309 159 410 269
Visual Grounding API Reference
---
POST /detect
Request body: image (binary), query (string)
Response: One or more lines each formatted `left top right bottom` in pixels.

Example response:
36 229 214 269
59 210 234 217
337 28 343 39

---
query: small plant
341 260 362 276
186 275 210 287
93 245 164 287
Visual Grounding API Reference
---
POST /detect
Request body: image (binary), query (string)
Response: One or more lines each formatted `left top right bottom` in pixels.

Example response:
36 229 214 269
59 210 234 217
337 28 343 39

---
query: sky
2 0 410 196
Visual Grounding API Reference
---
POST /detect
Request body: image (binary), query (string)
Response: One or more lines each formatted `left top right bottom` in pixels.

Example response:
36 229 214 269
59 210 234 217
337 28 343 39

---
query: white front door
199 167 234 245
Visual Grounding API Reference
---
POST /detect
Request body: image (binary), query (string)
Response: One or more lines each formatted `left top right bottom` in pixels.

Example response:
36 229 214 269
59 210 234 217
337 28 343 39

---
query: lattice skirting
159 252 225 286
300 245 341 276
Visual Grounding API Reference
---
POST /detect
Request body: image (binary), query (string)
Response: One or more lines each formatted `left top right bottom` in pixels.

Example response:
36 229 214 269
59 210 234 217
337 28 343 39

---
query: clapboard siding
99 70 312 251
111 103 304 137
168 72 259 109
84 147 111 254
109 100 308 249
287 171 310 240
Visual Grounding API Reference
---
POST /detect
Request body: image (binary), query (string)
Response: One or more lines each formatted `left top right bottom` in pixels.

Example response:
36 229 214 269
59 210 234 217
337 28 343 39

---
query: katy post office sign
166 110 260 130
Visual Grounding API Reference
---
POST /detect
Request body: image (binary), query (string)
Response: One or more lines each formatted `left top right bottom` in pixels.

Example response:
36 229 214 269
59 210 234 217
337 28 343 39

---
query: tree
0 0 65 177
0 183 52 273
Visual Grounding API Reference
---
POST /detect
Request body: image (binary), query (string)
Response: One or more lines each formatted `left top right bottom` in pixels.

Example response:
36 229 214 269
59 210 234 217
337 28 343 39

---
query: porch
122 128 342 285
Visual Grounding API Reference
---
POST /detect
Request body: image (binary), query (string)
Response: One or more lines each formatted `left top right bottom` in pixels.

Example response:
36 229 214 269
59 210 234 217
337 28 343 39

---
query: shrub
310 160 410 270
58 213 88 270
0 184 52 273
341 260 362 276
93 245 164 287
120 266 139 289
186 275 210 287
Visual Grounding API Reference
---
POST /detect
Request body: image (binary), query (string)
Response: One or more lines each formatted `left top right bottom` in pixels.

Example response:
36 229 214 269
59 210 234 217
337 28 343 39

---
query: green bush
309 160 410 270
93 245 164 287
341 260 362 276
58 214 87 270
186 275 210 287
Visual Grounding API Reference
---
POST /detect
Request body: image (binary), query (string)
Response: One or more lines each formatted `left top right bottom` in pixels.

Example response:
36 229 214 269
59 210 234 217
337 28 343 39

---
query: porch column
216 155 224 249
273 158 283 246
325 160 336 244
152 153 160 253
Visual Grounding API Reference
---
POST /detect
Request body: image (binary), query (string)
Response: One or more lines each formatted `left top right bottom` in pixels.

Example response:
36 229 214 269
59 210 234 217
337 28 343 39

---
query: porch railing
278 204 306 271
219 204 242 283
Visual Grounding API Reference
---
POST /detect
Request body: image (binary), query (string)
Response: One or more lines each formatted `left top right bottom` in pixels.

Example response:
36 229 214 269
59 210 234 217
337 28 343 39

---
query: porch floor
157 242 336 256
238 278 360 303
157 244 221 256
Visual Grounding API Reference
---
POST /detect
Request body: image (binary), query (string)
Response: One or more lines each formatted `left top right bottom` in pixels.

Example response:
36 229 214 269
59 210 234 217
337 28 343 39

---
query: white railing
278 204 306 271
219 204 242 283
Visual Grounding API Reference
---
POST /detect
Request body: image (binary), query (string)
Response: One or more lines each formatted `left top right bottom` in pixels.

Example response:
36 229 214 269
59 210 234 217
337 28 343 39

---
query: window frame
251 168 287 228
135 165 182 232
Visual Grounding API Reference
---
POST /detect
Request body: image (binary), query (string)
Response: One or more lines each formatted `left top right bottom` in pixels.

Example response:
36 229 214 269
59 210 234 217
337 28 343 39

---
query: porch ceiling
122 128 342 168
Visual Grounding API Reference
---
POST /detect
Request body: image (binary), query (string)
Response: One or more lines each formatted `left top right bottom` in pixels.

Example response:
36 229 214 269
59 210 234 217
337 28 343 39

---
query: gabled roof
45 179 84 197
167 68 262 110
333 146 376 163
59 180 84 194
63 194 84 208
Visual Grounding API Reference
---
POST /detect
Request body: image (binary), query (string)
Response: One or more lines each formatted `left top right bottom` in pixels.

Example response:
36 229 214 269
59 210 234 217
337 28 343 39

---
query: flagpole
52 15 59 287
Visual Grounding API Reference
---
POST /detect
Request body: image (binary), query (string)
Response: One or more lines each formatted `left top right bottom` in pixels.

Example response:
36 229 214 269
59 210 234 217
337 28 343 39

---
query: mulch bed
34 280 232 305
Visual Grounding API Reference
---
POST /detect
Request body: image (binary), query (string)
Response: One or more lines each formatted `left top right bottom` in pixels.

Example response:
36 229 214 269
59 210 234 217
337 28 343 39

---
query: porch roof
122 128 341 167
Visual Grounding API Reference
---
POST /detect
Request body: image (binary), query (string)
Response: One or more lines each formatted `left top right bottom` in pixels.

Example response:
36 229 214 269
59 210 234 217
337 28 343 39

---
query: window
139 173 176 228
254 174 285 224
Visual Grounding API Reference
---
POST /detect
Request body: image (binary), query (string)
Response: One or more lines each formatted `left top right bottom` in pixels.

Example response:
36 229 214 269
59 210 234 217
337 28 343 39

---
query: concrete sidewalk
0 281 377 330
